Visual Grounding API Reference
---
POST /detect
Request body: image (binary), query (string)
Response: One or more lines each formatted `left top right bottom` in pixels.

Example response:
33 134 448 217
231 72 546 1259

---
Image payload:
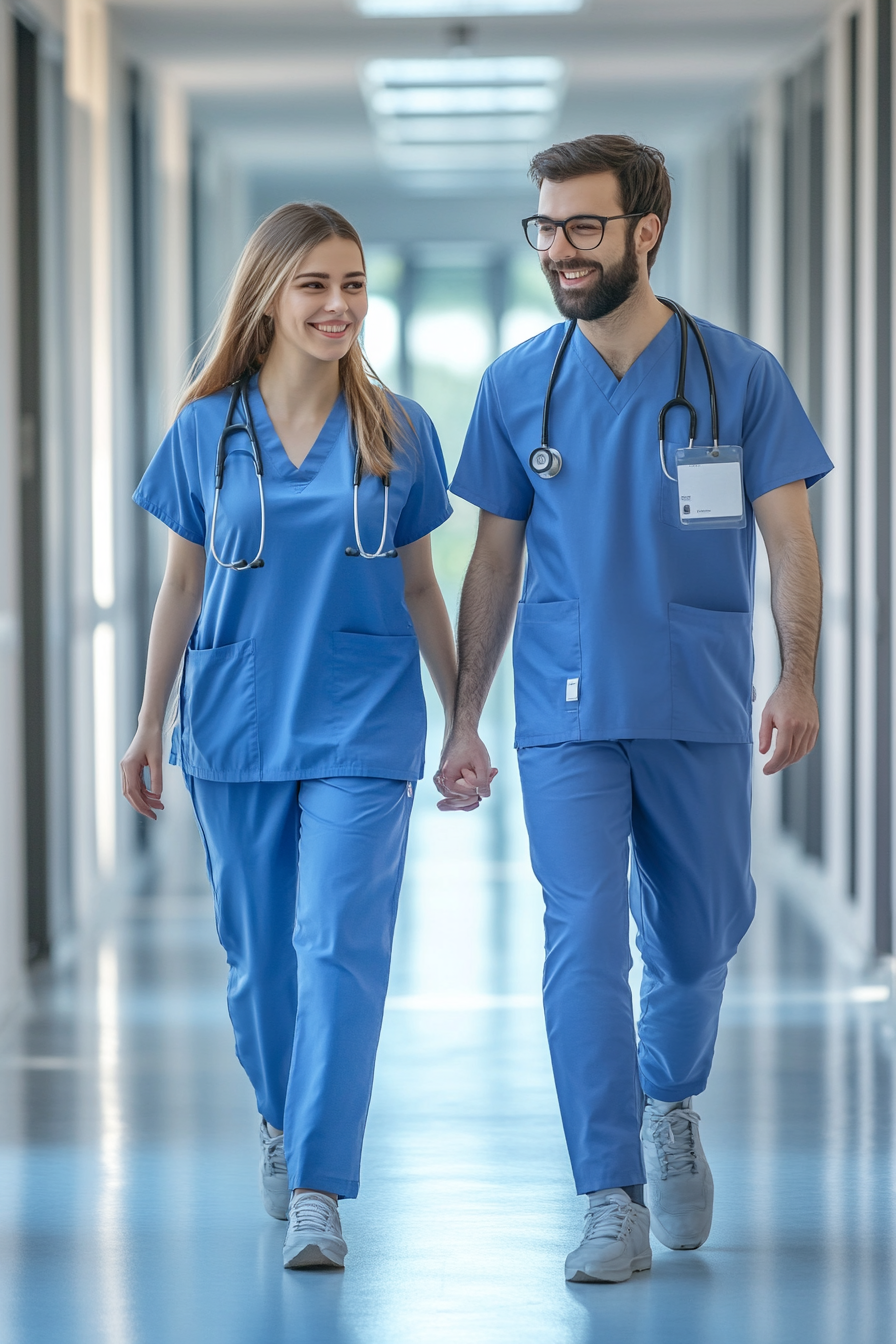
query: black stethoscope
528 298 720 482
210 373 396 570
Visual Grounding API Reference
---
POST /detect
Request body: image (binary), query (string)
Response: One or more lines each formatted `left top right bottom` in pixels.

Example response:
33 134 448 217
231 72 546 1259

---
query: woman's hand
120 722 165 820
435 727 498 812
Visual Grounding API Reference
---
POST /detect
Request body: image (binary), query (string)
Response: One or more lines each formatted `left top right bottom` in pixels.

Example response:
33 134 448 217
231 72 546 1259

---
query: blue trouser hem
574 1163 647 1197
288 1172 360 1200
640 1075 708 1104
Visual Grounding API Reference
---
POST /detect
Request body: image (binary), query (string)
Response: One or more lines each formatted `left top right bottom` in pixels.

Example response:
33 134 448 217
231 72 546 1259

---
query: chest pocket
180 639 261 777
512 600 582 745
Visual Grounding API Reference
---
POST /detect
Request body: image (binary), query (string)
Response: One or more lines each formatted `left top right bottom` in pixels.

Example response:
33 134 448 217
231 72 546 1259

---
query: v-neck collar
247 373 348 485
569 310 678 416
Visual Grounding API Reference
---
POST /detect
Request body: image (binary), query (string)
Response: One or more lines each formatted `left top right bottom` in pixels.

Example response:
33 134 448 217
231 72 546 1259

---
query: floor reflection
1 726 895 1341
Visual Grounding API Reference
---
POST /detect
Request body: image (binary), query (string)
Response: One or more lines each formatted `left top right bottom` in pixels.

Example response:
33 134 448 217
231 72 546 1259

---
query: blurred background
0 0 877 980
1 2 895 1341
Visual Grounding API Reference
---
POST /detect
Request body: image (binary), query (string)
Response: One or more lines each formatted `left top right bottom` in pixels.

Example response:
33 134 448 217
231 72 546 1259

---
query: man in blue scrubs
438 134 832 1283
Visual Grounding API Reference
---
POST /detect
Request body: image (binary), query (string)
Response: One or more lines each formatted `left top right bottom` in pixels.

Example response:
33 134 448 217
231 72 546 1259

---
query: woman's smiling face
268 235 369 364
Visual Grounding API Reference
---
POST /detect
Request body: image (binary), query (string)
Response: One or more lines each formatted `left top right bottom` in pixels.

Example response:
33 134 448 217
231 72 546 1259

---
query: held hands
434 727 498 812
120 723 165 820
758 678 819 775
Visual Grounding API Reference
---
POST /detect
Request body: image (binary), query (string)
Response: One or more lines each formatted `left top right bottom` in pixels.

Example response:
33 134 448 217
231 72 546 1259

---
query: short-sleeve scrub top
450 316 834 748
134 374 452 782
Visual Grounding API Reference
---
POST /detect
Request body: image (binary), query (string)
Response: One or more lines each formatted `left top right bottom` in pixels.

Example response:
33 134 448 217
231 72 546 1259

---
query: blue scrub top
134 375 452 782
450 316 833 747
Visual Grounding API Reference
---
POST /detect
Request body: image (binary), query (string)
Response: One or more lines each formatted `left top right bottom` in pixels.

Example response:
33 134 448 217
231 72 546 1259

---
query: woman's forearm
406 581 458 724
138 577 203 728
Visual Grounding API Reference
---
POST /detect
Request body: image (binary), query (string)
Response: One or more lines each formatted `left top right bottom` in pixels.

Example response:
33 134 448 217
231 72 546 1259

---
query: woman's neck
256 338 343 470
258 338 341 423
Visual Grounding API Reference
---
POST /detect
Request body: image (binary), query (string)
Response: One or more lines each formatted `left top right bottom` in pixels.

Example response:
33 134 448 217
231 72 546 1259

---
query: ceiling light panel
365 57 563 86
361 56 566 187
357 0 581 14
377 114 550 143
370 85 558 115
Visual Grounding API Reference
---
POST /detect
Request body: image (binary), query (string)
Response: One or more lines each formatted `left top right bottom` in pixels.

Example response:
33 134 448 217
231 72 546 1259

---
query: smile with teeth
311 322 351 334
561 269 592 280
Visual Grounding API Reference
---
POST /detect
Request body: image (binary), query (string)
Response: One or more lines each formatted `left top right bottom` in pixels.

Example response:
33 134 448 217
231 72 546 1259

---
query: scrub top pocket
669 602 753 741
512 599 582 746
329 632 427 764
181 639 261 777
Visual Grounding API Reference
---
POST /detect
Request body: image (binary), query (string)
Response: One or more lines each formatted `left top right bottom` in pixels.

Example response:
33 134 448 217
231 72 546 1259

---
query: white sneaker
641 1098 714 1250
283 1192 347 1270
565 1189 652 1283
259 1119 289 1221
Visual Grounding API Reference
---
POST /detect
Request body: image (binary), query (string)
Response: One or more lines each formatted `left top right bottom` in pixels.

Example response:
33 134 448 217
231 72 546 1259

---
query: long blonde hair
179 202 409 479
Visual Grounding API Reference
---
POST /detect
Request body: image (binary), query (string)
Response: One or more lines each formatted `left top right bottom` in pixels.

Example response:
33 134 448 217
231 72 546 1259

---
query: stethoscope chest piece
529 446 562 479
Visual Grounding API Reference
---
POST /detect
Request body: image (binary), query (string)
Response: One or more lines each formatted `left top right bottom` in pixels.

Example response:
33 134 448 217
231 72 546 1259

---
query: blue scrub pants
186 774 414 1199
517 740 755 1195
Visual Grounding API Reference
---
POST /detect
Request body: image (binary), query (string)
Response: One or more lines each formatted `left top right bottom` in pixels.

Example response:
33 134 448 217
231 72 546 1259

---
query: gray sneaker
565 1189 652 1283
283 1192 347 1270
641 1097 714 1249
259 1119 289 1221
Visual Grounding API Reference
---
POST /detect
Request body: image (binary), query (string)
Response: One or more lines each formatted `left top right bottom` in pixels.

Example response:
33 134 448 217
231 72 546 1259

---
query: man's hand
434 727 498 812
758 679 819 775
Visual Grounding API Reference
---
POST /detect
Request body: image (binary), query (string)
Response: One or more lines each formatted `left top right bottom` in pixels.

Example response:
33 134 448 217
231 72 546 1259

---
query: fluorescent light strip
370 85 557 115
377 113 550 142
365 56 564 86
359 0 580 13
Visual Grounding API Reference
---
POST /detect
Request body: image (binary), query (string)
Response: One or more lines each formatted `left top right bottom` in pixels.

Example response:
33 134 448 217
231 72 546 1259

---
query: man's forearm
454 553 522 731
769 529 822 687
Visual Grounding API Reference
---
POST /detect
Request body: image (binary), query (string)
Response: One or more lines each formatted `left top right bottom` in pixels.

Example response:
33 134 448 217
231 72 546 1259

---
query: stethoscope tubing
533 299 721 486
656 297 719 481
348 447 396 558
210 377 266 570
540 319 576 450
210 373 397 569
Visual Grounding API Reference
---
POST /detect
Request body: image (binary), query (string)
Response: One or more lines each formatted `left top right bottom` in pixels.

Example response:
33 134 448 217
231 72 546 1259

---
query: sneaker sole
284 1242 346 1271
566 1255 652 1284
648 1211 712 1251
651 1229 709 1250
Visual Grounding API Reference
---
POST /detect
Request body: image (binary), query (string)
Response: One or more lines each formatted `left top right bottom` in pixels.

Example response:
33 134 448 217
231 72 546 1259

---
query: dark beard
542 232 640 321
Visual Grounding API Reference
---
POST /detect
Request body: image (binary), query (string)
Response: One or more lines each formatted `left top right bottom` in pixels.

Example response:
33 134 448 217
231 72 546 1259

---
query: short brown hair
529 134 671 272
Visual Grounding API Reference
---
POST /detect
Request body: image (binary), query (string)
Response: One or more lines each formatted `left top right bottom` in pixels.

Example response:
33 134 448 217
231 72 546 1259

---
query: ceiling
112 0 837 274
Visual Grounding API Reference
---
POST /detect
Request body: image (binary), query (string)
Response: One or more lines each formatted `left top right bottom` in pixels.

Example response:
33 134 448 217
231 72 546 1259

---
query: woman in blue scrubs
120 202 456 1271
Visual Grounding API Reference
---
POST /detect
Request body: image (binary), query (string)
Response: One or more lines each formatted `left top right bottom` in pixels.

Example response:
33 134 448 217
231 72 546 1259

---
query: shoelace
289 1195 335 1235
261 1130 287 1178
582 1196 636 1243
647 1106 701 1178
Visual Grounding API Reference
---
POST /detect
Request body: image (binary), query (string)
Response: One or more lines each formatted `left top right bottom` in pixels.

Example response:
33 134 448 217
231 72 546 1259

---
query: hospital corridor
0 0 895 1341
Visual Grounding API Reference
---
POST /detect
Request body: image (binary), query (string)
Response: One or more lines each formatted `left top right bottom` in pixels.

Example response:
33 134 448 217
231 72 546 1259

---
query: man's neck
576 283 672 380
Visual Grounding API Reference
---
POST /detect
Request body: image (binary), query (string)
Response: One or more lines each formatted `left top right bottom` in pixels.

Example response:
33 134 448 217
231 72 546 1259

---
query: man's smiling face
538 172 643 322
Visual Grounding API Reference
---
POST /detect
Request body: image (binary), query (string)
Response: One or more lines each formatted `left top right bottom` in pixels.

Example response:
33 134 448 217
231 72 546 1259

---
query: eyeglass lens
525 217 605 251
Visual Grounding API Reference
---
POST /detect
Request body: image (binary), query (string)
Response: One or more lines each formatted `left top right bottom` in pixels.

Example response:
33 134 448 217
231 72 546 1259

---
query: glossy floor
1 769 895 1344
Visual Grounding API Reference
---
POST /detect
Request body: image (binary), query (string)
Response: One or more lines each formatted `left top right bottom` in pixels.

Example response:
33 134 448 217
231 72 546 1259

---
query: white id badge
674 444 746 530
